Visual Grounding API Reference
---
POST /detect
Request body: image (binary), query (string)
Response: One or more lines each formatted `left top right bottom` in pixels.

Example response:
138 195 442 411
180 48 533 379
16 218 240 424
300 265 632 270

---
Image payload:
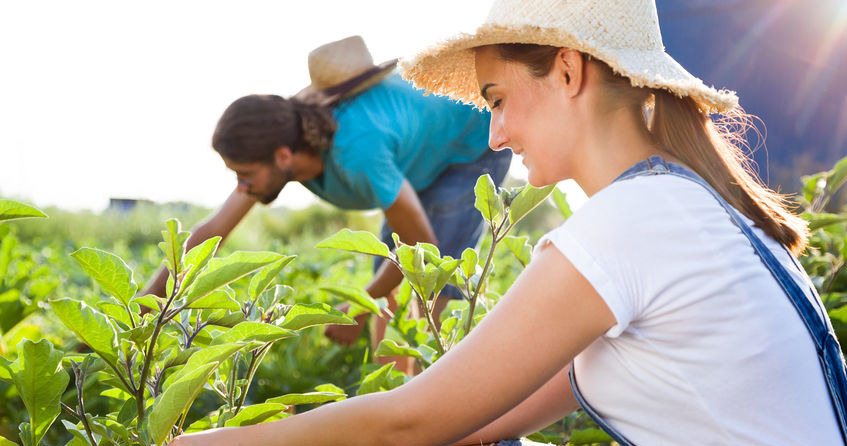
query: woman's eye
492 99 502 109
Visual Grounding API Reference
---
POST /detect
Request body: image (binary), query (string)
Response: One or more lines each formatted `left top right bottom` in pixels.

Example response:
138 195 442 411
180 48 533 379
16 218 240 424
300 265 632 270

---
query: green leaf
180 236 222 293
0 434 18 446
473 174 502 224
182 251 284 306
248 256 296 301
433 259 462 297
131 294 163 312
802 172 827 204
315 229 392 258
187 289 241 311
374 339 423 361
159 218 190 276
460 248 478 279
319 284 382 314
569 427 614 444
551 187 573 219
224 402 289 427
503 235 532 267
147 362 218 445
211 322 297 345
0 200 47 222
508 183 556 226
51 298 120 365
828 155 847 195
164 343 243 390
71 248 138 306
279 303 355 331
314 383 347 399
356 362 396 396
805 212 847 231
265 391 345 406
8 339 69 446
0 356 11 382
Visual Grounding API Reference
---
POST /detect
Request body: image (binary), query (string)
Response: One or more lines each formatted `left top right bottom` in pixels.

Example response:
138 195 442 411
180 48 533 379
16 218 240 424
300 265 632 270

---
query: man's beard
255 166 293 205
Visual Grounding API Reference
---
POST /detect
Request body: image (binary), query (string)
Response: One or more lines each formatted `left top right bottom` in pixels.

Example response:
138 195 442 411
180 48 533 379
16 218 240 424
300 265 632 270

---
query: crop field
0 158 845 446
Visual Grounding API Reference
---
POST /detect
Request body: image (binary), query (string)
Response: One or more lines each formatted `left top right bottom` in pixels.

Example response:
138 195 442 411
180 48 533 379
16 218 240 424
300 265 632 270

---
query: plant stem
71 363 98 446
414 286 446 355
464 217 508 336
136 278 181 421
234 343 272 415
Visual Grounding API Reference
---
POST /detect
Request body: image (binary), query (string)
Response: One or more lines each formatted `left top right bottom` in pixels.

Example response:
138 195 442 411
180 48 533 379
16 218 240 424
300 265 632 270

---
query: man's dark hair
212 95 337 163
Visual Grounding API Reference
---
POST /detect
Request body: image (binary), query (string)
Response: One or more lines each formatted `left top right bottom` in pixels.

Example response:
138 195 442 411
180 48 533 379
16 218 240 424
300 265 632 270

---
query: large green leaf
279 303 355 331
0 435 17 446
163 343 244 390
147 362 218 445
182 251 284 305
356 363 399 396
0 200 47 223
473 174 502 224
51 298 120 365
503 235 532 267
71 248 138 306
186 289 241 311
315 229 392 258
551 187 573 219
248 256 296 301
211 322 297 345
224 402 288 427
508 183 556 225
159 219 190 276
179 236 222 294
8 339 69 446
374 339 423 361
319 284 382 315
265 391 345 406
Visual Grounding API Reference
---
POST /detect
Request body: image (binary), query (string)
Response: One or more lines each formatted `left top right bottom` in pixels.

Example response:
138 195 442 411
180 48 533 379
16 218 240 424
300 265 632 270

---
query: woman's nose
488 117 509 151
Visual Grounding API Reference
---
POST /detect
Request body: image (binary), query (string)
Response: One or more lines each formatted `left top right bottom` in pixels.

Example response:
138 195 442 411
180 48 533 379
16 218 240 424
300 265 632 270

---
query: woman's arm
171 242 615 446
452 364 578 445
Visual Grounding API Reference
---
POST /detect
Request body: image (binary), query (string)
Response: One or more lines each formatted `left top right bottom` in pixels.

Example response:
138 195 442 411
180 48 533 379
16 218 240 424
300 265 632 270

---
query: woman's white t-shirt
538 174 841 445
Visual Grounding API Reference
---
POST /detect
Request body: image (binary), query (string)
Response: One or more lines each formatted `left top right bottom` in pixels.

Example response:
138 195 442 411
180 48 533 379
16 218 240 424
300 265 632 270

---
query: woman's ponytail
650 90 809 254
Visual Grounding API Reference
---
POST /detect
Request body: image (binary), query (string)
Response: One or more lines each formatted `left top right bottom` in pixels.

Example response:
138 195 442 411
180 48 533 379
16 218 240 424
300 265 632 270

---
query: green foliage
0 201 47 223
2 340 68 446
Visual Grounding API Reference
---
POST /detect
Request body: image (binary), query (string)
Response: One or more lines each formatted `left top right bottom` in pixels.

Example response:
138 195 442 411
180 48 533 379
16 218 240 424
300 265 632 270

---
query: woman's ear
554 48 585 98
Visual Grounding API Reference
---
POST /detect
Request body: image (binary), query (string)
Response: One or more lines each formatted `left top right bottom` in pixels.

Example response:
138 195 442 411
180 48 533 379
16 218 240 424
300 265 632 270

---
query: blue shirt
301 74 491 210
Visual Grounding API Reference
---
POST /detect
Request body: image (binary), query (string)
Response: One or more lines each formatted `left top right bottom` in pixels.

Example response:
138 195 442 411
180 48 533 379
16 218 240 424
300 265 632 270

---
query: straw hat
400 0 739 114
294 36 398 107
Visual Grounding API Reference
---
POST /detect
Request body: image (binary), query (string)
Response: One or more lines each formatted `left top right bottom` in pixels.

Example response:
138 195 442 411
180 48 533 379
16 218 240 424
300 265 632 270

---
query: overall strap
569 155 847 444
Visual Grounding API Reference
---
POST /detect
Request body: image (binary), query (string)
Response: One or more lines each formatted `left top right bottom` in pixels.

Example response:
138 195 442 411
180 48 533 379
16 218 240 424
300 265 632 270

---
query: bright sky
0 0 577 213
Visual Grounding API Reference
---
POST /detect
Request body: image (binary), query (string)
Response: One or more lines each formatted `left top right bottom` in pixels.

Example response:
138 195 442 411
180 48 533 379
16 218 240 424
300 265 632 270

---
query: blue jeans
375 148 512 299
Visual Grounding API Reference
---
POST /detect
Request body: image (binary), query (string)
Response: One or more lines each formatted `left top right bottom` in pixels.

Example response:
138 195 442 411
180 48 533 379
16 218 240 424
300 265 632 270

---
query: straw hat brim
295 60 398 107
400 25 738 114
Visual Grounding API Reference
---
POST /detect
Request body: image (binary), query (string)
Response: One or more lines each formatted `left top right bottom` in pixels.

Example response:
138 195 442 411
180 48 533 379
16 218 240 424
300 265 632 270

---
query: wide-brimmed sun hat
294 35 398 107
401 0 739 114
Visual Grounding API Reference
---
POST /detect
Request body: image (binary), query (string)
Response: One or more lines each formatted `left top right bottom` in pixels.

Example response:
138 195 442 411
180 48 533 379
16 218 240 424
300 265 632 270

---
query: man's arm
365 179 438 300
142 188 256 297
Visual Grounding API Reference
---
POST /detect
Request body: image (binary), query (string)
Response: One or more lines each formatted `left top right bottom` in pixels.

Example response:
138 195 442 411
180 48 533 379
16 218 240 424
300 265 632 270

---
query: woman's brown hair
212 95 337 163
495 43 809 254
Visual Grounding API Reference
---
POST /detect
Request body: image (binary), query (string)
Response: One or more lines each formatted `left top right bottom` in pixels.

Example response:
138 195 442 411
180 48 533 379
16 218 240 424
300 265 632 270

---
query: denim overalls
565 155 847 445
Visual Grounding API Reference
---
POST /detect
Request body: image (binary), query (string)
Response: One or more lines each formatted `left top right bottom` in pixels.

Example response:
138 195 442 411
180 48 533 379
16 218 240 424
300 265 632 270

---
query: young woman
171 0 846 444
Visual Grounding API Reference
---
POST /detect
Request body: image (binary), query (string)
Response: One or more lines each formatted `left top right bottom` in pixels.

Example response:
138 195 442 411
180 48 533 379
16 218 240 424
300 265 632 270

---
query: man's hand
324 303 369 346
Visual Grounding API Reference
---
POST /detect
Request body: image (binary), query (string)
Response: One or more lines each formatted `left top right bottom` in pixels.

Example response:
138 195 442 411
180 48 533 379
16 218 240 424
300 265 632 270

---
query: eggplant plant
1 216 355 445
316 175 555 374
